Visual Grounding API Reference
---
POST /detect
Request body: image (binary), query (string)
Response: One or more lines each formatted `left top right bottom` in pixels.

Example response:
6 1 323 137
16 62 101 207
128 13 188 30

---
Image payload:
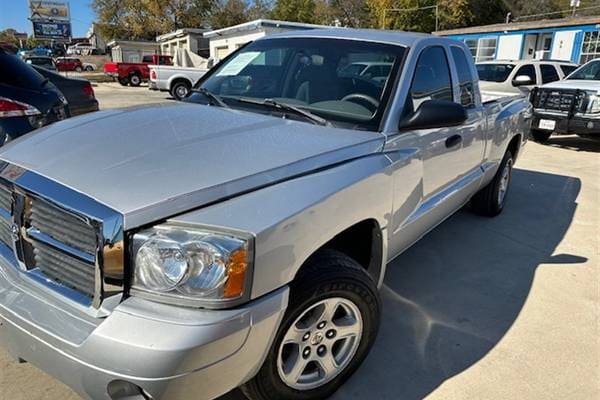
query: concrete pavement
0 85 598 400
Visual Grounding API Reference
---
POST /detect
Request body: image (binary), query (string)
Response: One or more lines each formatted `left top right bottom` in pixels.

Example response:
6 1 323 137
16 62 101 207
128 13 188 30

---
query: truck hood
540 79 600 91
0 103 384 229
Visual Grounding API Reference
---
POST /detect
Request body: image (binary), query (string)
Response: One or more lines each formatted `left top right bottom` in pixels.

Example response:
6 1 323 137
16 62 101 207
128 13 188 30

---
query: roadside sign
32 21 71 40
29 1 70 22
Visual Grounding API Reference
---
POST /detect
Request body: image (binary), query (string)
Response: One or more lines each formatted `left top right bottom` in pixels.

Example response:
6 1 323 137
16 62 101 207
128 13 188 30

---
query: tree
330 0 370 27
92 0 216 41
210 0 249 29
271 0 317 23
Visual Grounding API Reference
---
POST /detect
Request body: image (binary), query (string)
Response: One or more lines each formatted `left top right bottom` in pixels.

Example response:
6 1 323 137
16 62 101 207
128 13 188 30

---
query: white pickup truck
149 64 208 100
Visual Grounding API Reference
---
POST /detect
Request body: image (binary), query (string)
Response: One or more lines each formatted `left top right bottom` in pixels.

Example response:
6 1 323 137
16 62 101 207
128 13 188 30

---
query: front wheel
471 150 514 217
241 250 380 400
530 129 551 143
170 81 191 100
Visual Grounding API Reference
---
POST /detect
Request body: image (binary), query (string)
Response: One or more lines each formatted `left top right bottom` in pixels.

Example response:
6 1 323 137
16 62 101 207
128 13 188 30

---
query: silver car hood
0 103 384 229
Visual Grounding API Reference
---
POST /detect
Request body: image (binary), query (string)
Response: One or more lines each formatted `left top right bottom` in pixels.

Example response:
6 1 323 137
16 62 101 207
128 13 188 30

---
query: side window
513 64 537 85
560 65 577 77
142 55 153 63
451 47 476 107
541 64 560 83
410 46 453 111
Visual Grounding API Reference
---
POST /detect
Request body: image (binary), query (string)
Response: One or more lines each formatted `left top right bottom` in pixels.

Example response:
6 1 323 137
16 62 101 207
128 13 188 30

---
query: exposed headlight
587 94 600 114
131 224 253 308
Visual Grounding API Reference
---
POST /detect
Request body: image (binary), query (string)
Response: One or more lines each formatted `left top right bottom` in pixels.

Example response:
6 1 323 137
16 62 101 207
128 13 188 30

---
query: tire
85 66 93 72
75 66 83 72
530 129 551 143
241 249 380 400
118 77 129 86
129 74 141 87
170 81 191 100
471 150 514 217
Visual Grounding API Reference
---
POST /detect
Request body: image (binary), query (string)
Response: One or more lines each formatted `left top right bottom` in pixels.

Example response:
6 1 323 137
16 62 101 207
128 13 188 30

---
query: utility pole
382 5 440 32
571 0 581 17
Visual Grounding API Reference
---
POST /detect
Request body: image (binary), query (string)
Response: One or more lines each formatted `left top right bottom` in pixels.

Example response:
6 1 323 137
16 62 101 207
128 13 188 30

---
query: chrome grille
0 216 11 247
0 185 11 247
33 240 96 295
28 197 98 298
30 198 97 255
0 161 124 312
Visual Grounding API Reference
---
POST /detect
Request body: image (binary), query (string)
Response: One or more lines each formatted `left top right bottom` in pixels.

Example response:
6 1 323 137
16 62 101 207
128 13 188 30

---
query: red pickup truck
103 54 173 86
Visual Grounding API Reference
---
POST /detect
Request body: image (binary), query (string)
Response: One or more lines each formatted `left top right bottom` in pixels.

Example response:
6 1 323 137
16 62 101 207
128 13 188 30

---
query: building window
580 31 600 64
464 37 497 62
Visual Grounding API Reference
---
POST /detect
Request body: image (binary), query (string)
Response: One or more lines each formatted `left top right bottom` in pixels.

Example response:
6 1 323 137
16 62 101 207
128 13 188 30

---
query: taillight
150 70 157 80
0 97 41 118
82 84 95 99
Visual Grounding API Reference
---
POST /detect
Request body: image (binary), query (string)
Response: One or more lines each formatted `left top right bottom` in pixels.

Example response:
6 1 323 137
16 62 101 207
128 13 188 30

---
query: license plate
538 119 556 131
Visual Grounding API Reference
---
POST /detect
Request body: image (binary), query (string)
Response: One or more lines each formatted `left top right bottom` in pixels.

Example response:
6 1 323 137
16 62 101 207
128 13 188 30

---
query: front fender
169 154 394 299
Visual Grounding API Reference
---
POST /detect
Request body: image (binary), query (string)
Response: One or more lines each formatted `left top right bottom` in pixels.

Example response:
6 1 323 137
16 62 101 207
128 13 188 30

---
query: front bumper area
532 112 600 136
0 257 288 400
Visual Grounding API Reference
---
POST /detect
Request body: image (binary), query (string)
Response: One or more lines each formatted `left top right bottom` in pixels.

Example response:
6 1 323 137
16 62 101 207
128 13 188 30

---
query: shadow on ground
220 167 583 400
546 135 600 153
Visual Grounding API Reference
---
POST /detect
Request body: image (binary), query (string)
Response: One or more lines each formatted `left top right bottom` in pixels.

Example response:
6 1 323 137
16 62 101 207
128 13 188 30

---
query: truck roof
261 28 442 48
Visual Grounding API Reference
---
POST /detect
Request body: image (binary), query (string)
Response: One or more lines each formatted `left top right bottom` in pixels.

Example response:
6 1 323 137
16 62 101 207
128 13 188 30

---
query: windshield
476 63 515 82
567 60 600 80
190 38 405 130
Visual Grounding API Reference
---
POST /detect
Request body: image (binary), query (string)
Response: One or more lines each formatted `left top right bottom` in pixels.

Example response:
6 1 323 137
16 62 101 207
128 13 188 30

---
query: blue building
436 16 600 65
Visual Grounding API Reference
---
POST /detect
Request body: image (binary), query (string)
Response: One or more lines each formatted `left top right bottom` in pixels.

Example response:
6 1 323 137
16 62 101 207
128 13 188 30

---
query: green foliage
271 0 317 23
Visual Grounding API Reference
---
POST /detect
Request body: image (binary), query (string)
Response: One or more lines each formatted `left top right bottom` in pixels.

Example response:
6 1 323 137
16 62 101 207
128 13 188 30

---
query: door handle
445 134 462 148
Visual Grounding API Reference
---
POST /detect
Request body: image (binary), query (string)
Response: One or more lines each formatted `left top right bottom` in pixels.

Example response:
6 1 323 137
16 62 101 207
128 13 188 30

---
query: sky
0 0 96 37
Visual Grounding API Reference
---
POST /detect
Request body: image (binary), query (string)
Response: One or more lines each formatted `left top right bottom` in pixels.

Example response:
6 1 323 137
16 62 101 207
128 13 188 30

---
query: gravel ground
0 88 598 400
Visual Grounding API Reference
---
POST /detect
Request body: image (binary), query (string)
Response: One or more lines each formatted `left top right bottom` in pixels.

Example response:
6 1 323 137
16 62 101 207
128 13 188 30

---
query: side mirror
512 75 534 87
399 100 468 131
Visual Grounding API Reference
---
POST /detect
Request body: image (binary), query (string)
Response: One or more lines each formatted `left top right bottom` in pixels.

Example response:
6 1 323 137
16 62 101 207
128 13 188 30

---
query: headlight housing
586 93 600 114
130 223 253 308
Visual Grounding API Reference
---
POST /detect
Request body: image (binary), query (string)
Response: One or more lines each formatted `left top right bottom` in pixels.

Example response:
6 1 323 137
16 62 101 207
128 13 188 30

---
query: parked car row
0 48 98 143
476 57 600 142
22 55 97 72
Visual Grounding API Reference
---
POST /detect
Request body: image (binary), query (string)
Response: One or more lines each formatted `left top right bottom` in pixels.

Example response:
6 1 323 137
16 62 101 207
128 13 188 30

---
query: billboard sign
29 1 70 22
32 21 71 40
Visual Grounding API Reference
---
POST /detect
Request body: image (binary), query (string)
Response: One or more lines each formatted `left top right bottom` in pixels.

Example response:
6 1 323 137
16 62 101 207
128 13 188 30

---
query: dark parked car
23 56 57 71
0 48 69 143
33 66 99 117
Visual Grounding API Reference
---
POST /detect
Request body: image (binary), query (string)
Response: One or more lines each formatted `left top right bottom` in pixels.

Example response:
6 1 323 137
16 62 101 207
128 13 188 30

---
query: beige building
156 28 210 58
203 19 331 60
106 40 159 63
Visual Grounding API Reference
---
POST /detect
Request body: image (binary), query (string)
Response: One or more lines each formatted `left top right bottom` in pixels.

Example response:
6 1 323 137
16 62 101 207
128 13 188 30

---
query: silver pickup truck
0 29 530 400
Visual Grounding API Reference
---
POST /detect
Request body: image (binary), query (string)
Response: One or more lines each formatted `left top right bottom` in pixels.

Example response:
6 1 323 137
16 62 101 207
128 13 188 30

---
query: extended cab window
513 64 537 85
451 47 476 107
540 64 560 84
410 46 453 111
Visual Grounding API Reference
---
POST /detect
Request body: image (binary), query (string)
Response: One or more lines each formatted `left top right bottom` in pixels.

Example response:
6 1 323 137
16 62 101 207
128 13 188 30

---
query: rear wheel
241 249 380 400
129 73 141 87
170 81 191 100
118 77 129 86
471 150 513 217
85 65 93 72
530 129 551 143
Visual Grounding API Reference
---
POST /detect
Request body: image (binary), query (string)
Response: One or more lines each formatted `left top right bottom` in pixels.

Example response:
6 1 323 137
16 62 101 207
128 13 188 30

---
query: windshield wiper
236 98 329 126
190 87 229 108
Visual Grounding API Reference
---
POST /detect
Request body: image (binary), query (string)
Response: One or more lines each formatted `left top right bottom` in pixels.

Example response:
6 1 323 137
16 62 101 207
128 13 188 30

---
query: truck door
386 45 485 257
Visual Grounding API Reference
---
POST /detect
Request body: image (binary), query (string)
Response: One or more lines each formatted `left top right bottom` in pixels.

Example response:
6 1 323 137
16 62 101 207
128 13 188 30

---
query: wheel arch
169 76 193 92
293 218 385 287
